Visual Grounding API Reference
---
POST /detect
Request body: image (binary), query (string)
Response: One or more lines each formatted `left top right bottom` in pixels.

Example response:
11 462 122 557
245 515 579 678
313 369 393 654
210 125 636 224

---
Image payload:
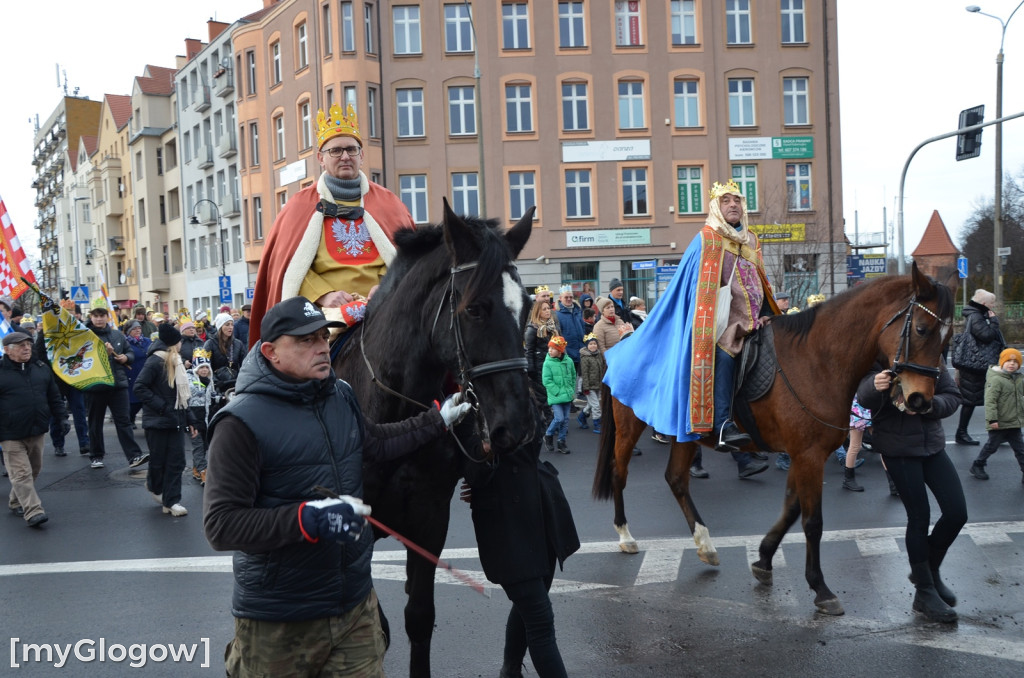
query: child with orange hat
542 335 575 454
969 347 1024 482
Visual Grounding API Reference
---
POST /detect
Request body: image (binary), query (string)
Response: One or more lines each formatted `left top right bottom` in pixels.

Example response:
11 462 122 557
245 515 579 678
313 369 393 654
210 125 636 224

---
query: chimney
208 20 230 42
184 38 204 61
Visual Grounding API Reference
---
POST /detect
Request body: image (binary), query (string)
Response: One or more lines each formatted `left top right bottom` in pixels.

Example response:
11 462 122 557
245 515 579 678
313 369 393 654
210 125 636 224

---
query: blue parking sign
219 287 233 304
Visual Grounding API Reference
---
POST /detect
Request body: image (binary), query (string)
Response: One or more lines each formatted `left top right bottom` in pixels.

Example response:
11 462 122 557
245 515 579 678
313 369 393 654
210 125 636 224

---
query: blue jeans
545 403 570 442
50 387 90 450
712 346 736 433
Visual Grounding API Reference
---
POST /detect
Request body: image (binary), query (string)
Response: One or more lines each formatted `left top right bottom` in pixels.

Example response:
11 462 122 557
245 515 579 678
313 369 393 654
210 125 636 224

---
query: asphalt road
1 414 1022 677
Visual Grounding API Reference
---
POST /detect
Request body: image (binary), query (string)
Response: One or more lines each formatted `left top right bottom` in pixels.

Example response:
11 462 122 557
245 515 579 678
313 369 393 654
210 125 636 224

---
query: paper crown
534 285 549 293
709 180 742 202
583 333 597 344
806 293 826 307
316 103 361 148
559 284 573 294
192 348 212 366
178 311 193 325
548 336 567 351
91 296 108 310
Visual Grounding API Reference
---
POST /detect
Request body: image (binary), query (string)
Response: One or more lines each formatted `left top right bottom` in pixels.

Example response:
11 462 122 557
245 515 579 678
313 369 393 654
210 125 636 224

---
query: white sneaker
149 492 163 504
162 504 188 517
90 459 104 469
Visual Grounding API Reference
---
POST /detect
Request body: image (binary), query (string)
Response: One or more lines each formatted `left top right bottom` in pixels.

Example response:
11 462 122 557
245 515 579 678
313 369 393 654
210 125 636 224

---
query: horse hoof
751 563 773 586
697 549 720 566
619 541 639 554
815 598 845 616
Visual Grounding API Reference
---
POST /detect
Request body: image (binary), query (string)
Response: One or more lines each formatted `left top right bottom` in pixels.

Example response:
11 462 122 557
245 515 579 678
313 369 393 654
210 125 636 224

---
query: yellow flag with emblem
27 281 115 390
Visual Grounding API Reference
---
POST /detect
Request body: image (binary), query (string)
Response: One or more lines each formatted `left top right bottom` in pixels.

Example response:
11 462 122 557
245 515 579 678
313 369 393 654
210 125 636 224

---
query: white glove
439 392 473 428
305 495 372 516
300 496 372 543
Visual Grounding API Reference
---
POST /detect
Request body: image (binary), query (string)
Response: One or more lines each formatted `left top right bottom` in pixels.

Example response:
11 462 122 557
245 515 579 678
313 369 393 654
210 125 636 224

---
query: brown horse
593 263 955 615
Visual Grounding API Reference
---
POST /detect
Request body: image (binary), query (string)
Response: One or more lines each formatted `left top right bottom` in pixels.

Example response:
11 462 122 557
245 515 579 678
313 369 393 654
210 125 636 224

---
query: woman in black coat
133 324 192 517
463 417 579 678
204 315 246 391
955 289 1006 444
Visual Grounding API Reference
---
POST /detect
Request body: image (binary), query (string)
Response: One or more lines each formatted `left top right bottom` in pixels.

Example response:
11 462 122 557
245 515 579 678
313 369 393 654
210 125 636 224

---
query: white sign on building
280 160 308 186
565 229 652 248
561 140 651 163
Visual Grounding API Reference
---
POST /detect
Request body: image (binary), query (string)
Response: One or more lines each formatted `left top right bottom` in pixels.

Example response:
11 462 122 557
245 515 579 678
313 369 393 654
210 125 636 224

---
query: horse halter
880 296 951 380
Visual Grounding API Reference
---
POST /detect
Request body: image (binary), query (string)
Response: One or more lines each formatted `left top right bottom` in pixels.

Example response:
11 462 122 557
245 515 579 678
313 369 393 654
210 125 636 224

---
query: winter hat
579 293 593 308
125 320 142 334
609 278 623 293
971 289 996 308
548 335 567 353
594 296 613 314
180 320 195 331
999 348 1022 367
158 322 181 347
214 312 234 331
19 317 36 329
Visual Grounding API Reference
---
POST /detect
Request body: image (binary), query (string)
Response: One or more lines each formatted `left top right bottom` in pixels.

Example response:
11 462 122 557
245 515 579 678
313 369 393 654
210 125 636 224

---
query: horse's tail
592 384 617 501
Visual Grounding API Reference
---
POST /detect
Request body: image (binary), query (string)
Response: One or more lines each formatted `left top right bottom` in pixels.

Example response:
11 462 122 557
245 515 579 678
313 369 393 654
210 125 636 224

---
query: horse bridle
879 296 951 379
360 259 528 461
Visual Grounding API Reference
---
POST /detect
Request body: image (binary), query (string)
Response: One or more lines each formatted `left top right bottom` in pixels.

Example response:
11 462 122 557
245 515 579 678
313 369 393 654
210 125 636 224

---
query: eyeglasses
322 145 362 159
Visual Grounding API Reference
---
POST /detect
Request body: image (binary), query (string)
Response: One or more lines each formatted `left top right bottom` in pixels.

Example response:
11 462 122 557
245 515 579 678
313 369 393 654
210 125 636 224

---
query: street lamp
967 1 1024 305
462 0 486 217
189 198 226 278
85 247 108 302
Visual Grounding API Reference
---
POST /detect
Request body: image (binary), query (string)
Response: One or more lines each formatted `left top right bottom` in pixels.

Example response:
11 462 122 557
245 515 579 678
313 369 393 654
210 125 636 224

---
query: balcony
197 145 214 169
194 85 211 112
220 191 240 218
217 133 237 158
214 69 234 98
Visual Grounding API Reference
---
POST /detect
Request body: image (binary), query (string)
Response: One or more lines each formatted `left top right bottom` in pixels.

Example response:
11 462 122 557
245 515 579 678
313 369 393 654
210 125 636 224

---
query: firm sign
565 228 651 248
562 139 652 163
749 223 806 243
728 136 814 160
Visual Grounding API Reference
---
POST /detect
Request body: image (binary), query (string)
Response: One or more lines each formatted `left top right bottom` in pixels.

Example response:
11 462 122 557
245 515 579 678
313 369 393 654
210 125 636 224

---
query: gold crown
316 103 361 149
534 285 549 293
583 333 597 343
193 348 212 361
806 293 826 306
709 180 742 202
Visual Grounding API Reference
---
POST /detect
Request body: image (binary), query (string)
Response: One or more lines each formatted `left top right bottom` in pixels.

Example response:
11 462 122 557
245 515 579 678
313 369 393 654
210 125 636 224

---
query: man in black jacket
84 306 148 470
203 296 471 676
0 331 68 527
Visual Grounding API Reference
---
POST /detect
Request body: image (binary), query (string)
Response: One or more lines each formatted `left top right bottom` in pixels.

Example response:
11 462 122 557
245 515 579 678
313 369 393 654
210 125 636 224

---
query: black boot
969 461 989 480
885 470 899 497
543 434 554 452
556 439 571 455
715 421 751 452
842 466 863 492
914 548 956 607
909 561 957 623
499 665 524 678
955 407 979 445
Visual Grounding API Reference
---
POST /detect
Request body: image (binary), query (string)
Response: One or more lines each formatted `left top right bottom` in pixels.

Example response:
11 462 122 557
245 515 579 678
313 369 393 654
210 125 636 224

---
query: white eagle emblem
331 219 372 257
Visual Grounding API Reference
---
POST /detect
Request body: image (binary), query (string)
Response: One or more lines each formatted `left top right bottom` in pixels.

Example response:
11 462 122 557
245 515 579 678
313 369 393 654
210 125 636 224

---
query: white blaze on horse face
940 321 950 343
502 272 523 323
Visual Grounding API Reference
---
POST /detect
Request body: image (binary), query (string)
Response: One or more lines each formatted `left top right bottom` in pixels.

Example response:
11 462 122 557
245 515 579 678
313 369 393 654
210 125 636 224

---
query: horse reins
774 295 950 433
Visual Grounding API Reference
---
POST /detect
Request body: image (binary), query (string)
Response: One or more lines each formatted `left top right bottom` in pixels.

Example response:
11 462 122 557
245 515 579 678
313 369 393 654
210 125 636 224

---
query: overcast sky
1 0 1022 271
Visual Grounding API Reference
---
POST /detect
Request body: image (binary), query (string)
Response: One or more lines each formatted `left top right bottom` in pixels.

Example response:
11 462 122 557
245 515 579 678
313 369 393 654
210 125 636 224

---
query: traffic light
956 105 984 161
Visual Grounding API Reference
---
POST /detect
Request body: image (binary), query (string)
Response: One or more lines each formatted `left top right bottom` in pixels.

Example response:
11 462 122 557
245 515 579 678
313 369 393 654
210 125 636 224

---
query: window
246 51 257 95
396 88 425 138
274 115 286 160
168 188 179 220
323 3 333 55
783 77 809 125
300 102 312 149
451 172 479 216
141 248 149 278
781 0 805 44
673 79 700 128
728 78 755 126
183 131 192 163
159 195 166 224
344 86 357 112
156 148 163 176
448 86 476 136
199 236 209 269
393 6 421 55
399 174 428 223
786 163 812 211
253 196 263 239
271 42 282 85
558 2 586 48
621 168 647 216
676 166 703 214
617 80 645 129
189 238 198 271
726 0 752 44
232 225 242 261
297 22 308 69
162 245 169 274
444 3 473 52
565 169 592 218
502 3 530 50
135 151 143 180
326 86 335 108
505 84 533 133
367 86 379 138
671 0 697 45
614 0 643 46
342 2 355 51
731 164 758 211
249 123 260 166
278 190 288 213
509 171 536 220
137 198 146 227
561 82 589 131
364 3 375 54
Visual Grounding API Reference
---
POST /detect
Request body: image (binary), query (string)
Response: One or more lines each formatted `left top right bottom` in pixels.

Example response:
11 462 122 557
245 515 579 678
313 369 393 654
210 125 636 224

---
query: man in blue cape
604 180 780 452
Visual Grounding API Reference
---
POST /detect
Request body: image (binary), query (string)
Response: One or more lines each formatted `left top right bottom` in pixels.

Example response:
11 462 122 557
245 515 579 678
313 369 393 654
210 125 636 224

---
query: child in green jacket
542 335 576 454
970 348 1024 482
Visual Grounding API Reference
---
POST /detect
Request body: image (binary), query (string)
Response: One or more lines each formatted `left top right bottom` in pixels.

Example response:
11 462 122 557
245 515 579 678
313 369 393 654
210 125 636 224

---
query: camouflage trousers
225 589 386 677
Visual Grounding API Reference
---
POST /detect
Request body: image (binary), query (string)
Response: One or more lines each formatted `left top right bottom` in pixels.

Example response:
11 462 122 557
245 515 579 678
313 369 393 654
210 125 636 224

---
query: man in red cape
249 103 413 347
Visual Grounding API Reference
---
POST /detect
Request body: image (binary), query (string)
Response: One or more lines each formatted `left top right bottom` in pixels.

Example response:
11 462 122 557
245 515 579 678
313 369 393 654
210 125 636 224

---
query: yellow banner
42 305 115 390
749 223 806 243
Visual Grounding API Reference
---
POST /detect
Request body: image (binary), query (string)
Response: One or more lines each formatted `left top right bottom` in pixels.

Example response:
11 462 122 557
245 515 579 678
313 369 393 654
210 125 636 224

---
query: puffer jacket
542 353 576 405
857 360 961 458
0 355 67 440
984 366 1024 430
579 347 606 391
132 340 189 430
958 302 1006 406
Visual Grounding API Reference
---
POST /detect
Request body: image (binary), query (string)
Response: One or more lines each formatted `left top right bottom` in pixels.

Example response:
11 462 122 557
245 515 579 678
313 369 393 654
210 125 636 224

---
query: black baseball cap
261 296 344 343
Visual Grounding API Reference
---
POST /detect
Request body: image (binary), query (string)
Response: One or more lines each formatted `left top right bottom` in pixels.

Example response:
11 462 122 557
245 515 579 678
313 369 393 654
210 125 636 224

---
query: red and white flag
0 193 37 300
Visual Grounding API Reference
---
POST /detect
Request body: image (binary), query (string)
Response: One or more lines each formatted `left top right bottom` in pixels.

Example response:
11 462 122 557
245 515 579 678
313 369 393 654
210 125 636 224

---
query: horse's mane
772 273 954 343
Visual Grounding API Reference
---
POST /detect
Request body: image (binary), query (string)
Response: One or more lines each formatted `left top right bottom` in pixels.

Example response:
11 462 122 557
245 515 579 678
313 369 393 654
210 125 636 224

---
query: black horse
333 200 536 677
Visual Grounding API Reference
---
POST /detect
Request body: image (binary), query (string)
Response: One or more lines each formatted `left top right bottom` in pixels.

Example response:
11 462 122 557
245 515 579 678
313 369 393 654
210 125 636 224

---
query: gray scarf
323 176 364 220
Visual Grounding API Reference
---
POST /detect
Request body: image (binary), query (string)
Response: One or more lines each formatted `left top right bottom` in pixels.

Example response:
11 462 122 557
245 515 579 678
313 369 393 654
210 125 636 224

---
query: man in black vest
203 296 470 677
